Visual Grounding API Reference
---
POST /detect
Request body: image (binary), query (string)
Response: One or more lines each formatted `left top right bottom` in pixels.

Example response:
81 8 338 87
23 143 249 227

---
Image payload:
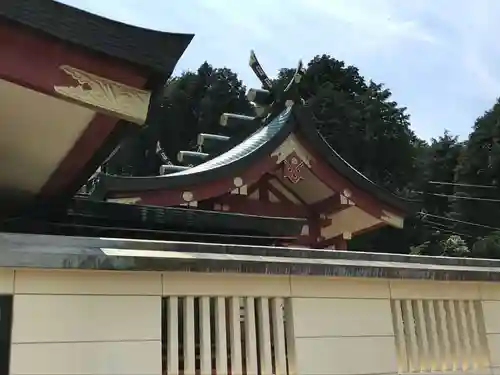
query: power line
420 212 500 232
414 191 500 203
429 181 498 189
422 224 475 239
423 220 453 229
421 216 480 238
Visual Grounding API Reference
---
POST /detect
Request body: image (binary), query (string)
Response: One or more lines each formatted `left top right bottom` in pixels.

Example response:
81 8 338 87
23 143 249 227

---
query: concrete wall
290 277 495 375
3 269 162 375
1 268 500 375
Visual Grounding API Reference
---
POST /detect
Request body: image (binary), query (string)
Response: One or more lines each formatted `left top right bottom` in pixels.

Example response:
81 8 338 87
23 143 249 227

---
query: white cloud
304 0 438 45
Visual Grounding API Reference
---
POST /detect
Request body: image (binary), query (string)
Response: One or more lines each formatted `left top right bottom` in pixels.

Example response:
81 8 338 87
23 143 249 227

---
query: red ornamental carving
283 155 305 184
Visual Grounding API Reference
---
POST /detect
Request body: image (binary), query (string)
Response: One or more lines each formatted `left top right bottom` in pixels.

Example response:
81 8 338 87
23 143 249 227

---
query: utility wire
421 216 480 238
414 182 500 237
428 181 497 189
422 224 475 239
420 212 500 232
414 191 500 203
423 219 454 229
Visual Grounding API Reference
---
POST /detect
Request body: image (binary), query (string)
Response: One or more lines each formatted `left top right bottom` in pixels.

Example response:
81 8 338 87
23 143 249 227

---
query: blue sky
61 0 500 141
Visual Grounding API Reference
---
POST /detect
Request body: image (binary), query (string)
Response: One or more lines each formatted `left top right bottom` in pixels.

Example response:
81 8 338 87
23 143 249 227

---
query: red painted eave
0 19 151 215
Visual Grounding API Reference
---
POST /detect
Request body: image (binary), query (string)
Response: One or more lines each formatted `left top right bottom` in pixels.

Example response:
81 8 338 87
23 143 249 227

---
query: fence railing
391 299 490 373
162 296 294 375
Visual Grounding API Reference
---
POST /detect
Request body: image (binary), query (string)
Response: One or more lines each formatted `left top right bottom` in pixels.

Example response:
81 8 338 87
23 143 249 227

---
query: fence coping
0 232 499 281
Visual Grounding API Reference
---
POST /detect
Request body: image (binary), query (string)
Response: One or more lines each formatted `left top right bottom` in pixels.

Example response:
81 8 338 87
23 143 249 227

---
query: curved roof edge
0 0 194 75
293 105 417 214
95 101 417 215
95 105 295 194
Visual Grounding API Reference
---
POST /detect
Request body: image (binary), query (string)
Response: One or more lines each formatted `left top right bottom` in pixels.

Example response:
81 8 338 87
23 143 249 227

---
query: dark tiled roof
0 0 193 75
97 105 294 192
96 101 414 214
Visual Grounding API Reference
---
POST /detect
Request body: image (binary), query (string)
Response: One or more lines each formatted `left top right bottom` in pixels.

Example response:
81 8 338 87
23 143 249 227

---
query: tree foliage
106 63 252 175
273 55 417 191
453 100 500 232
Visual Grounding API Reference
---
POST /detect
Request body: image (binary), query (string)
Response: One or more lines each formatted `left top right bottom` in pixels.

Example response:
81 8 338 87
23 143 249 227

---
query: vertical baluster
184 296 196 375
284 299 297 375
403 300 419 371
457 300 473 371
215 297 228 375
426 301 441 371
415 300 431 371
167 297 179 375
200 297 211 375
391 300 408 373
257 298 273 374
436 300 452 371
244 297 258 375
472 301 490 369
447 300 461 371
467 300 482 369
271 298 287 375
229 297 243 375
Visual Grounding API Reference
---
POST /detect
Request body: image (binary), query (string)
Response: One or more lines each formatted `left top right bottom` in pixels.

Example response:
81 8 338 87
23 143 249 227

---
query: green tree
418 131 463 216
441 235 470 257
106 63 253 176
409 232 470 257
273 55 418 191
454 99 500 233
472 231 500 259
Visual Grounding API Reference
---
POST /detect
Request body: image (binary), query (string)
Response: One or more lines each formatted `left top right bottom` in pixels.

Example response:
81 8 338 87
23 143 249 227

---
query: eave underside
0 20 157 215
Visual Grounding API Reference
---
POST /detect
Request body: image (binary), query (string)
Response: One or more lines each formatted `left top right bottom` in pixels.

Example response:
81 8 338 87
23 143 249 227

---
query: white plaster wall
1 268 500 375
290 277 398 375
481 283 500 374
9 269 162 375
289 277 494 375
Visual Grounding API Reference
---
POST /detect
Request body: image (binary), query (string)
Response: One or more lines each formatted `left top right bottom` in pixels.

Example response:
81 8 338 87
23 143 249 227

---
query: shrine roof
0 0 193 76
96 101 414 214
97 105 294 192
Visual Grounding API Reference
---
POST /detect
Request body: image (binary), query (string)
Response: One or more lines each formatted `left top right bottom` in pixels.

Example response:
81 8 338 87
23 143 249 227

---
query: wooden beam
309 194 353 214
130 155 280 206
268 176 308 205
267 180 297 205
214 194 309 218
316 233 349 250
258 177 270 202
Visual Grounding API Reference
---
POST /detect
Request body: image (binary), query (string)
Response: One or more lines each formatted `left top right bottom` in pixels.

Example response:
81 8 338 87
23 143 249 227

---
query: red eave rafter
123 155 283 207
309 194 352 215
0 20 148 200
0 21 145 96
212 194 309 218
316 222 387 249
